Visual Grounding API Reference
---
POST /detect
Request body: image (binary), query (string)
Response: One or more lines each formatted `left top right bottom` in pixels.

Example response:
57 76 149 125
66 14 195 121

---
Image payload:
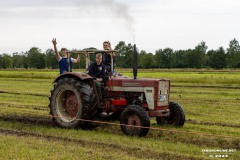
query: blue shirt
58 57 73 74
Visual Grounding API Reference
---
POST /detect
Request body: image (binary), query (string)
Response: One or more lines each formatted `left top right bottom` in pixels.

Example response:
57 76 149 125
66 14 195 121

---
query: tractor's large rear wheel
49 77 97 128
156 102 185 127
120 105 150 137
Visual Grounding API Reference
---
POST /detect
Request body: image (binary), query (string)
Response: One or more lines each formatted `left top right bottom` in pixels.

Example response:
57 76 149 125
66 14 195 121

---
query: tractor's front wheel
156 102 185 127
120 105 150 137
49 77 97 128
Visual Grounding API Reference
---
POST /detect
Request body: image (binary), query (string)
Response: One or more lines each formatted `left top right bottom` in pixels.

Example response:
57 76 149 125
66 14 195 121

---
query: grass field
0 69 239 160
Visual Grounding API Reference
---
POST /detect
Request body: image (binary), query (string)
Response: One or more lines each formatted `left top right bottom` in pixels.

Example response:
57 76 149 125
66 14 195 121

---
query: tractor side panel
107 78 158 110
144 87 155 110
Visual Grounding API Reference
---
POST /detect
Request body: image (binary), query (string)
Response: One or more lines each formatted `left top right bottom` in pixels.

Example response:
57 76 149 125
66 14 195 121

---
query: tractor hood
107 77 169 88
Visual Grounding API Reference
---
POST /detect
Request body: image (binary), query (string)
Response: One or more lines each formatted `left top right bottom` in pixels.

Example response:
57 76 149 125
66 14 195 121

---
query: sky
1 0 240 54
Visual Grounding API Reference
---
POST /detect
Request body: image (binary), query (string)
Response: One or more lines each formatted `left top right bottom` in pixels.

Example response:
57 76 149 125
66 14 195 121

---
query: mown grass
0 134 141 160
0 78 51 96
1 120 236 160
0 69 239 159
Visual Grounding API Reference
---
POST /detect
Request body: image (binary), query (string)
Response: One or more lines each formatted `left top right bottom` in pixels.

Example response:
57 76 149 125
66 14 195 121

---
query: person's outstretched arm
72 54 81 63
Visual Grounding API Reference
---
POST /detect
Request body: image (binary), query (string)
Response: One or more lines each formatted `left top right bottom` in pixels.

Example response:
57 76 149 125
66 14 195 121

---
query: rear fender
53 72 93 84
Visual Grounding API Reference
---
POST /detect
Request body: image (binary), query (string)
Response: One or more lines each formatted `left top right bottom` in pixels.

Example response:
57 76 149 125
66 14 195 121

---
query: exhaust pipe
133 44 137 79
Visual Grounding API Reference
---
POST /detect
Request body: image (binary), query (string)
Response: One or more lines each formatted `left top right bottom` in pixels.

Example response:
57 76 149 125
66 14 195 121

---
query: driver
88 53 109 100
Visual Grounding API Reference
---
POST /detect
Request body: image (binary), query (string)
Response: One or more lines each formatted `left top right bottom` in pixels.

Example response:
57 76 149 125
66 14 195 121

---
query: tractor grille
157 80 169 106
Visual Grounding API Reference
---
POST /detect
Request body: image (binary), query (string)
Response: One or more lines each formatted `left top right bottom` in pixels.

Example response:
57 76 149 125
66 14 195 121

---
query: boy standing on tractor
102 41 115 73
52 38 80 74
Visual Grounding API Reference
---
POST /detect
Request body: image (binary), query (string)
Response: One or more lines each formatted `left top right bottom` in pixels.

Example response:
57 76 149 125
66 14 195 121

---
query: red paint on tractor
154 81 159 108
155 105 169 110
142 103 148 108
112 98 128 106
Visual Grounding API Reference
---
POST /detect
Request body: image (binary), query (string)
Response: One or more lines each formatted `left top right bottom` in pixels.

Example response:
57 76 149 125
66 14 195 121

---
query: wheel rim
126 114 141 132
66 92 78 118
56 89 79 122
164 109 178 125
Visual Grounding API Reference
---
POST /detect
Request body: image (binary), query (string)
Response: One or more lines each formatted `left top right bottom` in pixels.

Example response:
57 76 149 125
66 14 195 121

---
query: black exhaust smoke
133 44 137 79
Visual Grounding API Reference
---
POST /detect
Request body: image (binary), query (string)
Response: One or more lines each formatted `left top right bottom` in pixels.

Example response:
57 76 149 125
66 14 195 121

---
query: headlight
159 95 167 102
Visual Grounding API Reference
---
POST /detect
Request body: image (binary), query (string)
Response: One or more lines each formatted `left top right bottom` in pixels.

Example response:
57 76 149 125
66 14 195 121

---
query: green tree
155 48 174 68
0 54 4 68
114 41 134 68
22 52 29 68
12 52 25 68
154 49 163 68
27 47 45 69
138 50 146 68
141 53 154 68
114 41 126 68
1 53 12 68
208 47 226 69
187 41 208 68
125 43 134 68
226 38 240 68
173 50 188 68
44 49 58 69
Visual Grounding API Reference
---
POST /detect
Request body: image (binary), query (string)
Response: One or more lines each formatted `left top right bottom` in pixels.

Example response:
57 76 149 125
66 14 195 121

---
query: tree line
1 38 240 69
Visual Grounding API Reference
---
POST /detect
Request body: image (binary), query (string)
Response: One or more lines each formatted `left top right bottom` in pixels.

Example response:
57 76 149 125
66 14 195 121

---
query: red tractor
49 45 185 136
